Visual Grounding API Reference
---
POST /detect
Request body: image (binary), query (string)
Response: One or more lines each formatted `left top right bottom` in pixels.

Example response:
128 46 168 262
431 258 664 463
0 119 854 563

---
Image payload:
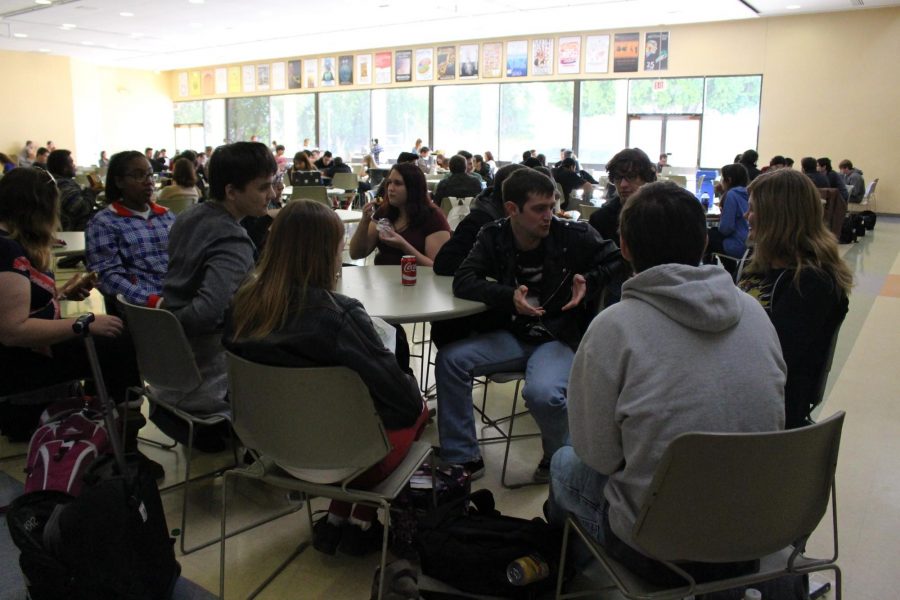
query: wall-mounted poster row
176 32 669 97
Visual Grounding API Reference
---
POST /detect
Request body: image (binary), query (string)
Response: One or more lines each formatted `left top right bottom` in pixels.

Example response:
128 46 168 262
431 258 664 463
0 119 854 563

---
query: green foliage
704 76 762 114
226 97 270 142
320 90 371 157
174 101 203 125
628 78 704 114
580 81 619 117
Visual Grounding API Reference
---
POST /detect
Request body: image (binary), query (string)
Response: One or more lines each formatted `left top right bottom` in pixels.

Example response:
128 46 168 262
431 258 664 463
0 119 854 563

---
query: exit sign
653 79 666 91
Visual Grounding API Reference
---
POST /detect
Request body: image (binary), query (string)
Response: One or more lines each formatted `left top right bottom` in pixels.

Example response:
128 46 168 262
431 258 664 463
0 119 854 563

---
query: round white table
336 265 486 324
52 231 86 257
335 209 362 223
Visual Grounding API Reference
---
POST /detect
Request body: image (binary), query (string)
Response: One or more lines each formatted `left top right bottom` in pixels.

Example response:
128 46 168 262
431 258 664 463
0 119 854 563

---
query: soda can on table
401 255 417 285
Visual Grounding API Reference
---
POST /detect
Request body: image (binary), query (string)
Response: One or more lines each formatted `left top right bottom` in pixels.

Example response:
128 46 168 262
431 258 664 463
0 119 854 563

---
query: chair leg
376 501 391 600
500 381 543 489
555 516 572 599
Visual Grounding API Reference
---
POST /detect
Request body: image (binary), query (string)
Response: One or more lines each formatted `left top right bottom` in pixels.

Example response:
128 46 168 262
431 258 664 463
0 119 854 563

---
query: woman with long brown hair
349 161 450 266
739 168 852 428
225 200 426 556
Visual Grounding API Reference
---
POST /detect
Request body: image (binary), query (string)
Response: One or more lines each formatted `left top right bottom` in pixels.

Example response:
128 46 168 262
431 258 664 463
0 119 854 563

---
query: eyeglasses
125 171 154 182
609 173 642 184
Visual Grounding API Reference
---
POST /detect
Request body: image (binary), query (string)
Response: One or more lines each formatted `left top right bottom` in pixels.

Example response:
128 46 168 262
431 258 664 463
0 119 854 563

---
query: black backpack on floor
839 215 857 244
859 210 877 231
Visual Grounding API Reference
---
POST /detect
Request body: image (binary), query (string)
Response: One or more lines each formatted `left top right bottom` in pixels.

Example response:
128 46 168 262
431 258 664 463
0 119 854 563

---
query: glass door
627 114 701 168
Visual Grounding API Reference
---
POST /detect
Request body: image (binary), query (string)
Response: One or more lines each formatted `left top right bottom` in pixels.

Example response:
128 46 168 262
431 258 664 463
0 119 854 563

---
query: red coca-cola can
401 255 417 286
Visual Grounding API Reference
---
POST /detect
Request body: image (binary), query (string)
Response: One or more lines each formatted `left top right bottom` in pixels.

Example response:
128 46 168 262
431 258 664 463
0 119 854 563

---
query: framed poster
189 71 201 96
242 65 255 92
558 36 580 74
437 45 456 80
177 72 189 97
256 64 270 91
338 55 353 85
227 66 241 93
357 54 372 85
304 60 318 88
459 44 478 79
415 48 433 81
395 50 411 82
613 32 640 73
531 38 553 76
585 35 610 73
482 42 502 78
271 62 286 90
214 67 227 94
506 40 527 77
288 60 302 89
375 51 392 84
320 57 336 86
644 31 669 71
200 70 214 95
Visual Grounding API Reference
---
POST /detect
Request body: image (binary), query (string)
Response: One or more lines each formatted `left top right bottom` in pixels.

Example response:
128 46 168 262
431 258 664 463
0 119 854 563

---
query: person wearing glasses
86 151 176 310
588 148 657 244
47 149 98 232
435 168 625 482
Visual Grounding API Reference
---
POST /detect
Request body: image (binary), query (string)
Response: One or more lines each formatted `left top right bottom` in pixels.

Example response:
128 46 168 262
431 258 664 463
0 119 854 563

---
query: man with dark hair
785 157 795 169
456 150 483 183
396 151 419 164
816 157 849 201
325 156 352 179
434 168 624 482
549 181 785 583
552 157 593 209
417 146 433 173
801 156 829 188
739 149 761 181
32 147 50 170
152 149 168 173
314 150 333 172
48 149 97 231
839 159 865 203
433 154 482 206
589 148 656 243
159 142 277 444
144 147 153 162
769 155 786 170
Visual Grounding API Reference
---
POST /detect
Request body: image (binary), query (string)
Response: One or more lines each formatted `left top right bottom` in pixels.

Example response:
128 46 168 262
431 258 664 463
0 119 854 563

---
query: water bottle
376 218 393 234
700 192 710 212
506 553 550 586
743 589 762 600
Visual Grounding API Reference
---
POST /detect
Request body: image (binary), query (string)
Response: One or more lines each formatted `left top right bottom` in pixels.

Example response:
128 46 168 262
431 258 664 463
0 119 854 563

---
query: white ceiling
0 0 896 71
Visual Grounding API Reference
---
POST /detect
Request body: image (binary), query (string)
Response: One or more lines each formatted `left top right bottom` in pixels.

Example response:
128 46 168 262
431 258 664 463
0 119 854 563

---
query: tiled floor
2 217 898 599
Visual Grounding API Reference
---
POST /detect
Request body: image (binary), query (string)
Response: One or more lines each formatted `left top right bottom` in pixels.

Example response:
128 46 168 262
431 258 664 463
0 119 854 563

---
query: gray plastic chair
556 411 845 599
290 184 330 206
221 353 432 600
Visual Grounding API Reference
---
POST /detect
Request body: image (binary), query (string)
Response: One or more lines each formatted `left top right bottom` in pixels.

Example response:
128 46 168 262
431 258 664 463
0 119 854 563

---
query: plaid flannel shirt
86 201 175 306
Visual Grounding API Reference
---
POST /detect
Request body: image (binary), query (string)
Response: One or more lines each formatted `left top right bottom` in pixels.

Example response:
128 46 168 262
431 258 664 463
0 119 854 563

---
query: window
318 90 371 160
174 101 203 125
578 80 628 164
226 97 270 144
499 82 574 162
371 87 429 163
270 94 316 154
433 84 499 160
203 99 225 149
700 76 762 169
628 78 704 115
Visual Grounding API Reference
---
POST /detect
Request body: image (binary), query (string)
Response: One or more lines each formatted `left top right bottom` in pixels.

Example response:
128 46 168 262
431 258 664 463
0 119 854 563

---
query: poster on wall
644 31 669 71
256 64 270 91
558 36 581 74
437 45 456 80
177 72 189 97
395 50 412 82
375 51 392 84
584 35 609 73
288 60 302 89
228 66 241 93
215 67 227 94
338 56 353 85
271 62 286 90
613 32 640 73
242 65 255 92
459 44 478 78
189 71 202 96
201 70 215 95
304 60 318 88
320 57 337 86
357 54 372 85
506 40 527 77
531 38 553 76
482 42 502 78
415 48 434 81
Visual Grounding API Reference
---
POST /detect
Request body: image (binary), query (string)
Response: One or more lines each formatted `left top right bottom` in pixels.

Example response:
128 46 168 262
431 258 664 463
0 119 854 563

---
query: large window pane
434 84 499 160
628 78 703 114
499 82 574 162
174 101 203 124
226 97 270 143
578 80 628 164
319 91 371 160
371 87 428 164
700 76 762 169
270 94 316 155
203 99 226 149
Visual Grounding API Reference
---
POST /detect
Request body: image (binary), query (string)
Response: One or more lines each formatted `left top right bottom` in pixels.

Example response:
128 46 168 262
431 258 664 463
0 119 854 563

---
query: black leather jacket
453 217 625 349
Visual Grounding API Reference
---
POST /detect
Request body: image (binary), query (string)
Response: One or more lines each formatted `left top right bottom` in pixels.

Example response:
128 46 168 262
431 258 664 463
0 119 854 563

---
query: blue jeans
434 329 573 464
548 445 609 546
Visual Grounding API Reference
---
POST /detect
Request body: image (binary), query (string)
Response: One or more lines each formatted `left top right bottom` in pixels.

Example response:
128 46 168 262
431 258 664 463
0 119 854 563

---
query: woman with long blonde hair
739 168 851 428
225 200 426 556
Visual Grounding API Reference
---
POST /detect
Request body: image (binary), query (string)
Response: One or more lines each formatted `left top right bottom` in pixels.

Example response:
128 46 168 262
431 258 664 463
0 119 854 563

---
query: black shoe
463 458 485 481
532 457 551 484
136 451 166 481
339 520 385 557
312 517 343 555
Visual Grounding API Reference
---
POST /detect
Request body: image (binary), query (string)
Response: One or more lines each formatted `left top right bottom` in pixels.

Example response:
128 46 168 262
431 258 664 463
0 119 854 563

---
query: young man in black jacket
434 168 624 482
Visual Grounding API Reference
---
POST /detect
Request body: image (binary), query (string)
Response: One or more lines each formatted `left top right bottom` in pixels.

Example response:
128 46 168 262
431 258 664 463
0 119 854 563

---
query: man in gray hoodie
548 181 786 582
838 159 865 204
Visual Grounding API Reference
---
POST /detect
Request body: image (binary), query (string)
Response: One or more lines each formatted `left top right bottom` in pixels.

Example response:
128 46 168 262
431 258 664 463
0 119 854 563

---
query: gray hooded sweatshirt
568 263 786 551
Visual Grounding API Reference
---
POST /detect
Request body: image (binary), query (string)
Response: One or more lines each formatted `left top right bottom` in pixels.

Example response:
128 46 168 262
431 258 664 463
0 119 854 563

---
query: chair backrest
811 319 844 414
632 411 845 563
695 174 706 195
332 172 358 191
291 170 322 186
578 203 599 220
863 178 878 201
368 168 389 187
116 295 202 393
291 185 329 206
225 352 391 471
157 194 196 215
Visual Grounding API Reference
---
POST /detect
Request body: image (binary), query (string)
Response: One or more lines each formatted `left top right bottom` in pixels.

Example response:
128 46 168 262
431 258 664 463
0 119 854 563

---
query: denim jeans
548 445 610 545
434 329 573 464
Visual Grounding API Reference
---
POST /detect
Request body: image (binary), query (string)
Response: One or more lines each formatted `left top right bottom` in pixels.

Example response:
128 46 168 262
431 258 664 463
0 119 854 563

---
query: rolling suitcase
7 313 180 600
